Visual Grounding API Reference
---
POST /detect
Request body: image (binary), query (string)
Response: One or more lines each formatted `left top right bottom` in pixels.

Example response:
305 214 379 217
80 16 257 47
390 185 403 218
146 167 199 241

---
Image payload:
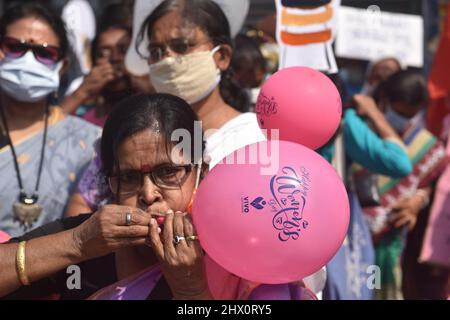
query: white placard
276 0 341 74
335 6 424 68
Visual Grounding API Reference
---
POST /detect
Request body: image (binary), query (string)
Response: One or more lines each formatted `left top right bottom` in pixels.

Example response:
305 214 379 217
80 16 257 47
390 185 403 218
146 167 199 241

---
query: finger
113 225 151 238
148 218 165 259
390 199 408 210
393 216 410 229
110 207 151 226
101 65 115 75
103 71 116 82
173 212 189 251
183 214 198 249
110 237 148 250
96 56 111 66
163 210 177 257
407 218 417 231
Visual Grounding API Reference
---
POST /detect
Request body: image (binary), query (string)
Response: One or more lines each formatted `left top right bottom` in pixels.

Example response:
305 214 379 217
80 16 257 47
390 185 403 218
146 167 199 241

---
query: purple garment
249 283 317 300
89 265 163 300
88 262 317 300
77 140 110 210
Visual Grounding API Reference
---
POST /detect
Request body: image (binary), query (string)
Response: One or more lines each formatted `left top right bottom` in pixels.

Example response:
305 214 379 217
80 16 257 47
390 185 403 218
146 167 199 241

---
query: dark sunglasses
1 36 62 66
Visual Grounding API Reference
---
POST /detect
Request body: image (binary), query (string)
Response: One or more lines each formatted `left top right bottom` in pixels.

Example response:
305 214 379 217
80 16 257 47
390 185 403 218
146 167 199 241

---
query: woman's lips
156 216 166 226
147 211 167 226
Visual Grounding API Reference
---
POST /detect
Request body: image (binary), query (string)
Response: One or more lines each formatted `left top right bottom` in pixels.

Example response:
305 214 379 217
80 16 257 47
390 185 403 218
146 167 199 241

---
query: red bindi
141 164 151 173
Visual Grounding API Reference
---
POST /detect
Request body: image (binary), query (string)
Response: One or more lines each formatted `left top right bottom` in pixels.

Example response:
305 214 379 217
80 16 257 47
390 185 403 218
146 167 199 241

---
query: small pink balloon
0 230 10 243
256 66 342 150
192 140 349 284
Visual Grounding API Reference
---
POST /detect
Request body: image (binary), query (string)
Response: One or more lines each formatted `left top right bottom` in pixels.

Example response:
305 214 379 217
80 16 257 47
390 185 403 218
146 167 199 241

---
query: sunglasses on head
1 36 62 66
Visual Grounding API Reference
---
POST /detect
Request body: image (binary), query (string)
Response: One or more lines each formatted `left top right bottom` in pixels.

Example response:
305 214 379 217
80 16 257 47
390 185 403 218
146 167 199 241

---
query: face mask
0 51 63 103
149 47 221 104
385 107 423 133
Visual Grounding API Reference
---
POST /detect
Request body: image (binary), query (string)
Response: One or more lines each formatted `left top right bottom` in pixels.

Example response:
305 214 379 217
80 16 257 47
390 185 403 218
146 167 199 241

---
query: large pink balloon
256 67 342 150
193 140 349 284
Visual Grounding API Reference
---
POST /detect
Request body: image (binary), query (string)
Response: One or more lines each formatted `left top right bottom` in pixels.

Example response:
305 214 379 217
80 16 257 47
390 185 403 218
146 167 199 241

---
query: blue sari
0 108 100 237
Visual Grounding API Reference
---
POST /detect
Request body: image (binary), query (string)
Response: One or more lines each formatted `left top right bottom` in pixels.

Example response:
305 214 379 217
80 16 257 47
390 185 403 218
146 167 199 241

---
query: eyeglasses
1 37 62 66
146 38 211 64
108 164 197 195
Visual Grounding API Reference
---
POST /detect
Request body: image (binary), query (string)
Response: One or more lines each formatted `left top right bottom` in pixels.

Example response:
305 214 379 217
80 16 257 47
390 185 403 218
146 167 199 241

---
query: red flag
428 3 450 139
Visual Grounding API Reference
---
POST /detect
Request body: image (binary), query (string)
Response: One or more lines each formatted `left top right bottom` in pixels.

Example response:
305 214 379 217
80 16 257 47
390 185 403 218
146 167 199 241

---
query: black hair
378 70 428 107
326 73 348 107
0 2 69 59
138 0 247 112
101 93 203 178
232 34 267 76
91 3 132 63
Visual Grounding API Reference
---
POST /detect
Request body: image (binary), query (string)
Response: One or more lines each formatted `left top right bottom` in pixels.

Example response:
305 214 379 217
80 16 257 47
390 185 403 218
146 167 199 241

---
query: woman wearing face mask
317 74 413 300
362 70 449 300
141 0 266 167
64 0 266 217
0 93 315 300
360 57 403 97
0 3 100 238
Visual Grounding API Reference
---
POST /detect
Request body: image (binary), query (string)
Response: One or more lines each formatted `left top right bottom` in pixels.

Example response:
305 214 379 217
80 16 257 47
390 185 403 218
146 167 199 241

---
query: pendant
13 194 43 228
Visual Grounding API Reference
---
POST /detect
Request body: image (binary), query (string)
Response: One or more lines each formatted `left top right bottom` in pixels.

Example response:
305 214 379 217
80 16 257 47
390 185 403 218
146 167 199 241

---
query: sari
0 107 100 237
362 124 448 299
88 255 317 300
420 132 450 268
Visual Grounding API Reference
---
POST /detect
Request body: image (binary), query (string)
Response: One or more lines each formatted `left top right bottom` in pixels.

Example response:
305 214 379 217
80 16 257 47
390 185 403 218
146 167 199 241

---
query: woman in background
0 3 99 237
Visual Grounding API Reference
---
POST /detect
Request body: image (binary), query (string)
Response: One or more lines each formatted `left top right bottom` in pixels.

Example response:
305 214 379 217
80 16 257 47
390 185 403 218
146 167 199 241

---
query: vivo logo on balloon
270 166 311 242
241 196 267 213
251 197 267 210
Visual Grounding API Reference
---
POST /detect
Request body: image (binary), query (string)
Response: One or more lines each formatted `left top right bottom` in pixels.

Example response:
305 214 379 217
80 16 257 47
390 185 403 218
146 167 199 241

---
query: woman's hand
352 94 383 119
71 205 152 260
74 57 116 102
389 195 424 231
352 94 405 143
148 210 212 300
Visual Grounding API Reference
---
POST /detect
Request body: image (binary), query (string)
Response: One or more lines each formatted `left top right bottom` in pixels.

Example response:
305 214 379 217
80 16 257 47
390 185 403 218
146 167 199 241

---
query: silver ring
173 235 185 245
125 212 132 226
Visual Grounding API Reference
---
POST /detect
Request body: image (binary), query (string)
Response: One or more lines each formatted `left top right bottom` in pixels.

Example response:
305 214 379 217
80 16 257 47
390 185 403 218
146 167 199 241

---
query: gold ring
185 235 199 241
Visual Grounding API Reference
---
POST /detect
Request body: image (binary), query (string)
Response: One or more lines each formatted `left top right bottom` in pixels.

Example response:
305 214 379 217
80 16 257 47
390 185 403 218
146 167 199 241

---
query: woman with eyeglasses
0 3 99 238
0 93 317 300
0 93 205 299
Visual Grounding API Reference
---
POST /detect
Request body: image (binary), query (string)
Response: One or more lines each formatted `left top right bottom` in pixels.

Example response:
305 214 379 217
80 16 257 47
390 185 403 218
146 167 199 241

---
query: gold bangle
16 241 30 286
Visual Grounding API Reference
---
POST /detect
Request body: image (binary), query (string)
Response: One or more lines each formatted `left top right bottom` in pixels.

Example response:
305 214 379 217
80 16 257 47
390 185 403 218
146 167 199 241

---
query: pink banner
420 135 450 268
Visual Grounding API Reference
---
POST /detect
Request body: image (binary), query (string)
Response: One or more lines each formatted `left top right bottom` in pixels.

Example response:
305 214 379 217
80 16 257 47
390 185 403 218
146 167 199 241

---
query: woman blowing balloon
0 94 209 299
0 94 315 300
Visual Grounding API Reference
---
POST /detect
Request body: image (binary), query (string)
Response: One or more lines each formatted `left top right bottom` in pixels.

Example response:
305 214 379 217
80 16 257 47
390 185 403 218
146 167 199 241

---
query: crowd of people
0 0 448 300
